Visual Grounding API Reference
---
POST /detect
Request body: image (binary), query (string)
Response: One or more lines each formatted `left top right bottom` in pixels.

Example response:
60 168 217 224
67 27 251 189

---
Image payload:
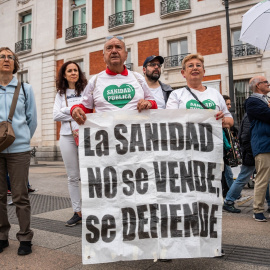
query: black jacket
159 81 173 104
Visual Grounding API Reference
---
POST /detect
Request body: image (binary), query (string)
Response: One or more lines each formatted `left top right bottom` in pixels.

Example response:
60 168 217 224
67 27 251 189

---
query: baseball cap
143 55 164 67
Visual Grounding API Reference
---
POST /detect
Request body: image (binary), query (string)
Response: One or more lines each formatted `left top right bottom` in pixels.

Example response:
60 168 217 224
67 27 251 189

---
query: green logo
103 84 135 108
186 99 216 109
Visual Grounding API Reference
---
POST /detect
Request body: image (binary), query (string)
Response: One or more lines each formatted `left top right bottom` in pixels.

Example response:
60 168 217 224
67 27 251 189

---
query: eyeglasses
0 54 15 61
105 36 124 41
147 63 162 68
257 80 269 85
186 63 203 69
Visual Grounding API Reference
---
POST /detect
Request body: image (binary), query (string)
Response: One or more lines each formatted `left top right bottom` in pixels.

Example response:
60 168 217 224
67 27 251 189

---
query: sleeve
25 84 37 138
166 90 180 109
133 72 154 100
80 76 96 109
53 92 74 122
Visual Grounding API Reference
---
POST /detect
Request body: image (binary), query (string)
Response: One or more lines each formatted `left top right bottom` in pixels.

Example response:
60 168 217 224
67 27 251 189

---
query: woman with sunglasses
53 61 87 226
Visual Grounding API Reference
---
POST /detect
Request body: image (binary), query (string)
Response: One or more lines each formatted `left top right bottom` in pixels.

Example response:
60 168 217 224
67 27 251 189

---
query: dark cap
143 55 164 67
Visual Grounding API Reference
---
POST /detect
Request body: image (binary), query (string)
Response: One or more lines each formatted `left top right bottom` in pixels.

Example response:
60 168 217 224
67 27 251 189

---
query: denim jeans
224 165 234 188
225 165 255 203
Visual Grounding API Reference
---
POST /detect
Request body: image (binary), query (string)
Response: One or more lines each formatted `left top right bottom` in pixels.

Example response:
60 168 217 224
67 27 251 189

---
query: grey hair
249 77 261 92
103 38 127 53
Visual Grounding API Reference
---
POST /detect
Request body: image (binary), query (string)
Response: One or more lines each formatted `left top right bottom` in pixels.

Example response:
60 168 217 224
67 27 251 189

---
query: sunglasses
105 36 124 41
257 80 269 85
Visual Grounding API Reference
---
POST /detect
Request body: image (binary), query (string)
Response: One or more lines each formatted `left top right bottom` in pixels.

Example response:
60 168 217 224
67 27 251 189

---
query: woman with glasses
0 47 37 255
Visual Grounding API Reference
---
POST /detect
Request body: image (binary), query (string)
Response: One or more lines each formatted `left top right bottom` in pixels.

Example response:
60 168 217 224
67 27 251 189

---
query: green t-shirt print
103 84 135 108
186 99 216 109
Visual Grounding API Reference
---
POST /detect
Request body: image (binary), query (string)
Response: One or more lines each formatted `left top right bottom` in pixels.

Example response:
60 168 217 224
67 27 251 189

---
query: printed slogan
79 109 224 264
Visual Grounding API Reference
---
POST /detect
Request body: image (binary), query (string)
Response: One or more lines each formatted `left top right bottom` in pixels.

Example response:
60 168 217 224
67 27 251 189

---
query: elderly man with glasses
71 36 157 123
245 76 270 222
142 55 173 109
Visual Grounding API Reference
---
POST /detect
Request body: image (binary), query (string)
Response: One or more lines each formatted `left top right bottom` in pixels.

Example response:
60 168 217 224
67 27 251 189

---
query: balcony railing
231 44 260 58
66 23 87 42
160 0 191 17
164 53 189 68
109 10 134 30
15 39 32 53
125 63 133 71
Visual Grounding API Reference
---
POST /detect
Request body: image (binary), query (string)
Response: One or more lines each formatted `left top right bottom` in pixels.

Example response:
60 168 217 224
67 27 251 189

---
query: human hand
72 107 86 125
137 99 152 112
215 111 224 120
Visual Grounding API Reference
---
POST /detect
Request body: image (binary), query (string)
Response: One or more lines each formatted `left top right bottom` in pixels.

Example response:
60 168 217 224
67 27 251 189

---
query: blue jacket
245 94 270 157
0 77 37 153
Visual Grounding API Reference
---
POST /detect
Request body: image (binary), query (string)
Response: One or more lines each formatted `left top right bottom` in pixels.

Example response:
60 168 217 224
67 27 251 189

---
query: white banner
79 109 223 264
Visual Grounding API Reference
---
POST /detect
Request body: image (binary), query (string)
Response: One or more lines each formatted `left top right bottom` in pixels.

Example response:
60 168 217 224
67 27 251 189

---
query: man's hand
72 107 86 125
137 99 152 112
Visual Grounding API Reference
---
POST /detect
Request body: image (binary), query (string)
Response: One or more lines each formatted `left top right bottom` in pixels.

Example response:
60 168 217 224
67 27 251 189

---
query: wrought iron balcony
160 0 191 17
164 53 189 68
231 44 260 58
15 39 32 54
65 23 87 42
109 10 134 30
125 63 133 71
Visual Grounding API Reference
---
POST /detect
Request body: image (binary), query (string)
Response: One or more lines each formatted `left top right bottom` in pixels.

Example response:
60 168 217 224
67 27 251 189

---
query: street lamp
224 0 236 120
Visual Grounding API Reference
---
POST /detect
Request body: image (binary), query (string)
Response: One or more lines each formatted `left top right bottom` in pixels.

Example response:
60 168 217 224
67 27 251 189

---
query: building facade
0 0 268 160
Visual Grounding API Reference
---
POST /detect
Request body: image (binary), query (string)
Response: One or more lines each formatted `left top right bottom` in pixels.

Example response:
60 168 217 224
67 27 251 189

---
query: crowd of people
0 36 270 257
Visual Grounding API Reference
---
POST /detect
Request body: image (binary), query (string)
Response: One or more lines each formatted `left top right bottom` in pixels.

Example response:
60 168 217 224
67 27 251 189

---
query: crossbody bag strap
8 82 21 122
185 85 208 110
64 91 73 133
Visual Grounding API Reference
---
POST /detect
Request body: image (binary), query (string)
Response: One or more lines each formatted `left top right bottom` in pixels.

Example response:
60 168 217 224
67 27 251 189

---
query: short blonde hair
182 53 204 70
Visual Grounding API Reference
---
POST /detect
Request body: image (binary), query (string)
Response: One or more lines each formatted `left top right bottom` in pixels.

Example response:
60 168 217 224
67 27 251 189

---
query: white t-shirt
150 86 165 109
166 86 232 117
81 70 154 112
53 89 83 135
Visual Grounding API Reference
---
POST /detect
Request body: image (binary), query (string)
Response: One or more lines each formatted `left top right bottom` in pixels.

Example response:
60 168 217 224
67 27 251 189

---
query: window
21 13 32 41
74 59 85 76
115 0 132 13
165 39 188 68
18 71 29 83
72 0 86 26
125 48 133 70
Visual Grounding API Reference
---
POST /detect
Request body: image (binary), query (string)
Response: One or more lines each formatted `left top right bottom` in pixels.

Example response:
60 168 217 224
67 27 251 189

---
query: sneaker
65 213 82 227
18 241 32 256
223 202 241 213
253 213 267 222
0 240 9 253
28 187 36 193
7 190 12 196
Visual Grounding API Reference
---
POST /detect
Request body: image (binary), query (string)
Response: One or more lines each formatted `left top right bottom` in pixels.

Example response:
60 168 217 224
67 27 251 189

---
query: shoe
28 186 36 193
65 213 82 227
253 213 267 222
267 207 270 213
0 240 9 253
18 241 32 255
223 202 241 213
7 190 12 196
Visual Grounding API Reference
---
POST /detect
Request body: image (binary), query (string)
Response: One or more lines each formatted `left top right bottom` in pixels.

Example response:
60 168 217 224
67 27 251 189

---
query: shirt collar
105 66 128 76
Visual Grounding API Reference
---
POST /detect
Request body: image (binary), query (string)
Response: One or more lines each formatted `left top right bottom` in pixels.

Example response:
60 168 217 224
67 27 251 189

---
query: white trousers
59 134 81 213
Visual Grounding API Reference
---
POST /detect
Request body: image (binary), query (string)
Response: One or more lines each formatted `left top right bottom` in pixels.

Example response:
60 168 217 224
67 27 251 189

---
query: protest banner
79 109 223 264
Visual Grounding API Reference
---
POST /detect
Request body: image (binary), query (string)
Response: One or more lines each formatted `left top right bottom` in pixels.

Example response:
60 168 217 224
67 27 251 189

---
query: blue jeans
224 165 234 188
225 165 255 203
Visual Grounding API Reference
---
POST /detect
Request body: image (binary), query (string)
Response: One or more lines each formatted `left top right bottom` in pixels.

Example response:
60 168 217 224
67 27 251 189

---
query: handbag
65 92 79 146
0 82 21 152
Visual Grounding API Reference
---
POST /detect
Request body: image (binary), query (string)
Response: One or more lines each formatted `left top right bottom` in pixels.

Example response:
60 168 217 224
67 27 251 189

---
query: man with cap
143 55 173 109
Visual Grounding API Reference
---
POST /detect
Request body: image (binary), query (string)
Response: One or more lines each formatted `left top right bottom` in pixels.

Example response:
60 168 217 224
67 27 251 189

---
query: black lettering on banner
160 204 168 238
170 204 182 237
207 162 217 194
153 162 167 192
193 161 206 192
168 161 180 193
199 202 209 237
84 128 95 156
122 169 134 196
135 168 148 194
114 124 128 155
186 122 199 151
87 167 102 198
101 215 116 243
180 161 195 193
160 123 168 151
130 124 145 152
199 123 214 152
183 203 199 237
137 205 150 239
169 122 184 151
145 123 159 151
104 166 117 198
150 204 159 238
210 204 218 238
122 208 136 241
86 215 100 243
95 130 109 156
